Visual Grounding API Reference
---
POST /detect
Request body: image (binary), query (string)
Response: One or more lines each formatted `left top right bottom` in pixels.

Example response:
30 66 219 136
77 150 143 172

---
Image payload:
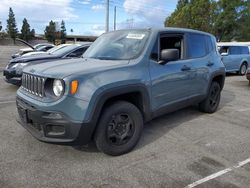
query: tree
0 21 2 31
6 7 18 43
165 0 194 29
30 29 35 39
44 20 56 43
214 0 247 41
165 0 216 33
20 18 31 41
165 0 249 41
60 20 67 44
236 1 250 41
176 0 189 10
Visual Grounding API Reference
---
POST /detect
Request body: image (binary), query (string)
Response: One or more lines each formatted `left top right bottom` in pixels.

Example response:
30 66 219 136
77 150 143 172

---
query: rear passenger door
186 34 212 96
149 33 196 111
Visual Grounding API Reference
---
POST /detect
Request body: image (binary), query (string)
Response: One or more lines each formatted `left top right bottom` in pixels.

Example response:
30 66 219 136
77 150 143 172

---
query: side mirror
221 52 228 56
158 49 179 64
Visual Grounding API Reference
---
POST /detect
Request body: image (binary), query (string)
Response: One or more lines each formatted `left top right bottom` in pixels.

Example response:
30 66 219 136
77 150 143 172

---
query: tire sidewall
95 101 143 156
207 82 221 113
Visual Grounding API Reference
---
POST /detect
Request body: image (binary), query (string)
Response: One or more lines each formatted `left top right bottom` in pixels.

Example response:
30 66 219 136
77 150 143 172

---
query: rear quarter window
206 36 214 52
187 34 207 58
240 46 249 54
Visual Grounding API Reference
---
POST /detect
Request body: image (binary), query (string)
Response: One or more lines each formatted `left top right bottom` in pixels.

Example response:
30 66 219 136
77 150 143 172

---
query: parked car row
3 42 91 85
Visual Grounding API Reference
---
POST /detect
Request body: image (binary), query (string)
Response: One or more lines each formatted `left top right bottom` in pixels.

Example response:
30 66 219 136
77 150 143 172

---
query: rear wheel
95 101 143 156
239 63 247 75
199 82 221 113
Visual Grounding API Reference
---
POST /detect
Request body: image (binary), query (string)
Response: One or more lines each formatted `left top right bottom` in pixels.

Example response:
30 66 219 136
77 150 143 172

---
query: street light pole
114 6 116 31
106 0 109 32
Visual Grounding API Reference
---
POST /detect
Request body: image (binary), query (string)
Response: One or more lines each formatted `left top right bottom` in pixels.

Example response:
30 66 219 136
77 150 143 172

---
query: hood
23 58 129 78
19 47 34 52
16 38 34 49
22 51 48 57
10 53 58 63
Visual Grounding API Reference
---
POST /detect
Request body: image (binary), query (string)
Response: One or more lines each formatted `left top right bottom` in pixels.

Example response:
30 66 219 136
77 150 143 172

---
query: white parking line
237 108 250 112
185 157 250 188
0 100 16 104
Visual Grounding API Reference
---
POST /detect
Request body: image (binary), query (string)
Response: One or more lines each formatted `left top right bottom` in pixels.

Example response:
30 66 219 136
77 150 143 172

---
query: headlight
11 63 28 68
53 79 64 97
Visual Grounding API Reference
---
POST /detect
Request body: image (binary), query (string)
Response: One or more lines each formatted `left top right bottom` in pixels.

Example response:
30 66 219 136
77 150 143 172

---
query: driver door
149 33 196 112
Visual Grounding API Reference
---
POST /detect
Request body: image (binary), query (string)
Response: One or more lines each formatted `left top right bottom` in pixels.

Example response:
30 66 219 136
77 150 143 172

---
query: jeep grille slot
22 73 45 97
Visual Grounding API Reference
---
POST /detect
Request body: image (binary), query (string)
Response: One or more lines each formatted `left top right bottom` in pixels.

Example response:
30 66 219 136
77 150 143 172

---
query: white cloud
0 0 77 23
123 0 174 27
91 24 105 36
77 0 91 5
91 4 105 11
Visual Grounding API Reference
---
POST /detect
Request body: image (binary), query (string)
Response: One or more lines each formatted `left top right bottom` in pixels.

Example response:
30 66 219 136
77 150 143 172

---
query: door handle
181 65 191 71
207 61 214 67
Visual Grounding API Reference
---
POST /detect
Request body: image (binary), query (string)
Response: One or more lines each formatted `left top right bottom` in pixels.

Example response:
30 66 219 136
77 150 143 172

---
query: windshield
47 44 71 54
83 30 150 60
33 44 47 50
51 44 79 56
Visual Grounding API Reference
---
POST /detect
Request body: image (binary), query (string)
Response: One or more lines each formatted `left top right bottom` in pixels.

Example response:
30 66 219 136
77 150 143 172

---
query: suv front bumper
16 96 94 145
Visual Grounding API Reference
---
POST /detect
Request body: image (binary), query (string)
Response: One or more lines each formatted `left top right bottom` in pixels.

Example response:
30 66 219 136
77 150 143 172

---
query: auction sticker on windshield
126 33 145 40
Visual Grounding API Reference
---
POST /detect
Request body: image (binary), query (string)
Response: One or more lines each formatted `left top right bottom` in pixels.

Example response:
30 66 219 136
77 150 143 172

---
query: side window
240 46 249 54
219 46 229 54
229 46 240 55
187 34 207 58
160 35 183 59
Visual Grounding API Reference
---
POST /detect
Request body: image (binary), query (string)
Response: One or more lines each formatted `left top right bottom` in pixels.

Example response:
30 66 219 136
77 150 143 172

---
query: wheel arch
208 71 225 92
85 84 152 140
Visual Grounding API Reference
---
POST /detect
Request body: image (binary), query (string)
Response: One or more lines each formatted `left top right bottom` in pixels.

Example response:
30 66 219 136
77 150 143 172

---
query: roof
217 42 250 47
105 27 215 38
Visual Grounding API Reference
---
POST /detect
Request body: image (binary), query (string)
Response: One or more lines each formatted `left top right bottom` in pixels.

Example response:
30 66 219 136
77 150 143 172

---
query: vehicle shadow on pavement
73 142 99 153
73 89 235 154
135 90 236 151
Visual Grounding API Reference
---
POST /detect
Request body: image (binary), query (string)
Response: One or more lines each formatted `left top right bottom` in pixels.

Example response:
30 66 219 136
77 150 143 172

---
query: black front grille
22 73 46 97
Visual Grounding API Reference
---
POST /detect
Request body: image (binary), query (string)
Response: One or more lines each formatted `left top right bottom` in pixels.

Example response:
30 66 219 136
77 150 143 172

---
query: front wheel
199 82 221 113
95 101 143 156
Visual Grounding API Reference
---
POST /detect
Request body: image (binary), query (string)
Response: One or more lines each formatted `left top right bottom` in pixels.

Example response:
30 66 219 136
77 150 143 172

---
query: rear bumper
16 96 94 145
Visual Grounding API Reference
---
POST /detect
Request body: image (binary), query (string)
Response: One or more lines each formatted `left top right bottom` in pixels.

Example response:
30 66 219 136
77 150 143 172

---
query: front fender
84 83 152 123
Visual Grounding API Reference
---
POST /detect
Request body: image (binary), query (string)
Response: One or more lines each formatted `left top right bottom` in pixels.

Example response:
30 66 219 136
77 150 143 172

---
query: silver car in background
218 42 250 75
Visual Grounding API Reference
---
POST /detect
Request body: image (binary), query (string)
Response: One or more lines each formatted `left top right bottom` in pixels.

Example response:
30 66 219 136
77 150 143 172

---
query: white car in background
218 42 250 75
22 44 72 57
12 39 54 58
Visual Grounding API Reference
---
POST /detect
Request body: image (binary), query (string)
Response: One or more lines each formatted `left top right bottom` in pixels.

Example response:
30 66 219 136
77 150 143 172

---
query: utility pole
106 0 109 32
114 6 116 31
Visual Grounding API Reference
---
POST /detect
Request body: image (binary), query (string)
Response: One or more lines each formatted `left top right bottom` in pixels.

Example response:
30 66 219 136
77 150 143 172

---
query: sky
0 0 178 36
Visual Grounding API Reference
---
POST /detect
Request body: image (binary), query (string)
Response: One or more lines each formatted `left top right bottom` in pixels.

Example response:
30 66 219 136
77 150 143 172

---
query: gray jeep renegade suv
16 28 225 156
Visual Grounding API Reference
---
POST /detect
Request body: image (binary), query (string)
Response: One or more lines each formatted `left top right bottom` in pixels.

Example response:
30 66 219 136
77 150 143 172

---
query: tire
239 63 247 75
94 101 143 156
199 82 221 113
